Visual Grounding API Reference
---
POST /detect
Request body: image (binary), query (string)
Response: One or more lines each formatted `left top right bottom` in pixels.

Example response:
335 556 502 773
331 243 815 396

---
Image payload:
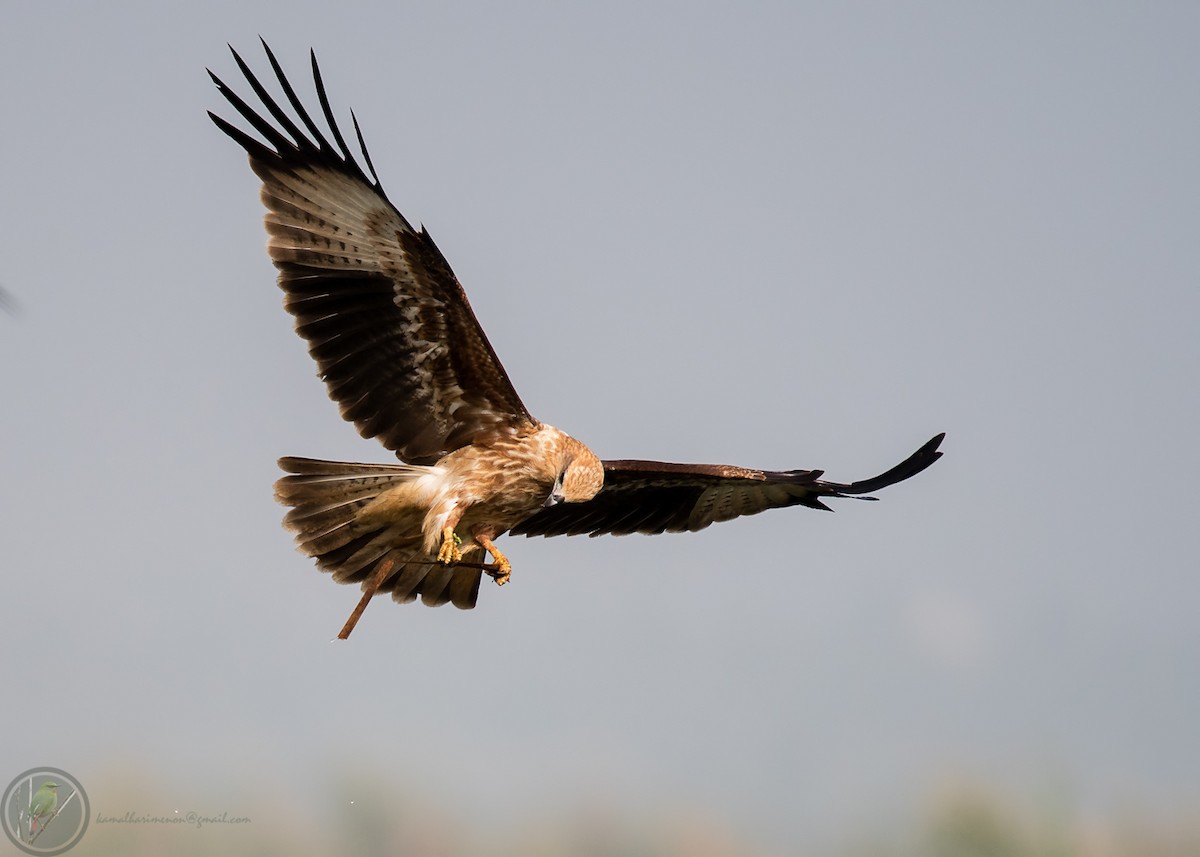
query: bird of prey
209 42 944 638
27 781 58 839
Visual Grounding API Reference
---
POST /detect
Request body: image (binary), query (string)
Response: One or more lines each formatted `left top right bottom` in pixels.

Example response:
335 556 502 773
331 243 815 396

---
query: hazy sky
3 2 1197 853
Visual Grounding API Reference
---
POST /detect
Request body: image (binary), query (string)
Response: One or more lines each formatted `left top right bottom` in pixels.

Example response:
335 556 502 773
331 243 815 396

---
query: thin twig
336 555 397 640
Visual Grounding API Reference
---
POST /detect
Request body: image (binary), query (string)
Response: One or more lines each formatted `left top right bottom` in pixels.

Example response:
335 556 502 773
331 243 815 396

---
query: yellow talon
477 535 512 586
487 557 512 587
437 526 463 564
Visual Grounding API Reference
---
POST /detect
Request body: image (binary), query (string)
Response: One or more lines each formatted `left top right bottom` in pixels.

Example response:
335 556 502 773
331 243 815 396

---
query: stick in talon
478 535 512 586
337 555 396 640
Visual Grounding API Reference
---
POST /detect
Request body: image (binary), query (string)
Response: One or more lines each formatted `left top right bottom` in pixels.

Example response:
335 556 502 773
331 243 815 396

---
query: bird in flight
209 42 944 638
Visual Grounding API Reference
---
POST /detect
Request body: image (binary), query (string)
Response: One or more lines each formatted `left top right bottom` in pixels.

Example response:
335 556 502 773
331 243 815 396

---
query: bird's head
40 783 59 792
546 443 604 507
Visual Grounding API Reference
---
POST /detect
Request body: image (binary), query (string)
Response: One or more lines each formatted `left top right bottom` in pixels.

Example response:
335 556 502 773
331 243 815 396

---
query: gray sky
3 2 1198 853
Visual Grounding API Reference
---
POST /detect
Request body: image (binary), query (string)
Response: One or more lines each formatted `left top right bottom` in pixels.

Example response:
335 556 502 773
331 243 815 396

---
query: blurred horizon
44 765 1200 857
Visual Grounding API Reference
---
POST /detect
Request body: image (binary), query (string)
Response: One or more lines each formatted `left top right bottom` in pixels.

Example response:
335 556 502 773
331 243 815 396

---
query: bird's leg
437 526 463 564
476 534 512 586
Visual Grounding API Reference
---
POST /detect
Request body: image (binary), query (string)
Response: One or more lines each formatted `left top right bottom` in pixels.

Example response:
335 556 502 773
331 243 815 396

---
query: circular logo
2 768 90 855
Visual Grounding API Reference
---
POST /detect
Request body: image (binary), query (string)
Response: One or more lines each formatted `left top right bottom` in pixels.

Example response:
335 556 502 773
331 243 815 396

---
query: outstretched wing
510 433 944 538
209 41 536 465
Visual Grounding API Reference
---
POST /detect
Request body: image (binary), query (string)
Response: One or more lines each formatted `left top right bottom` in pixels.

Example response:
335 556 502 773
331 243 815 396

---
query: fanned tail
275 457 481 608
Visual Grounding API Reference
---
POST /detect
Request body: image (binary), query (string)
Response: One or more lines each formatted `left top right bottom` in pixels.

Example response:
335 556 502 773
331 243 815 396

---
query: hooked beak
544 487 565 508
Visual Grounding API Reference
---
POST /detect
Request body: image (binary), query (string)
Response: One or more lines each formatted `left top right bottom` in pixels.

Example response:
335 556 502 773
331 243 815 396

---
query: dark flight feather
511 433 945 538
208 43 535 465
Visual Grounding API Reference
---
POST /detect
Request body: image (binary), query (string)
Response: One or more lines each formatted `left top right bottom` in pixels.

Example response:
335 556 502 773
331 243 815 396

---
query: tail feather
386 554 429 603
447 567 482 609
382 551 481 609
275 456 428 504
416 563 456 606
319 532 396 582
331 531 398 582
274 456 483 609
284 500 373 537
302 519 381 557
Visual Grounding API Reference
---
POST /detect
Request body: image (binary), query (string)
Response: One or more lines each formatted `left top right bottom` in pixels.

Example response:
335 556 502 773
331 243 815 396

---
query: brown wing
208 42 536 464
509 433 944 538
